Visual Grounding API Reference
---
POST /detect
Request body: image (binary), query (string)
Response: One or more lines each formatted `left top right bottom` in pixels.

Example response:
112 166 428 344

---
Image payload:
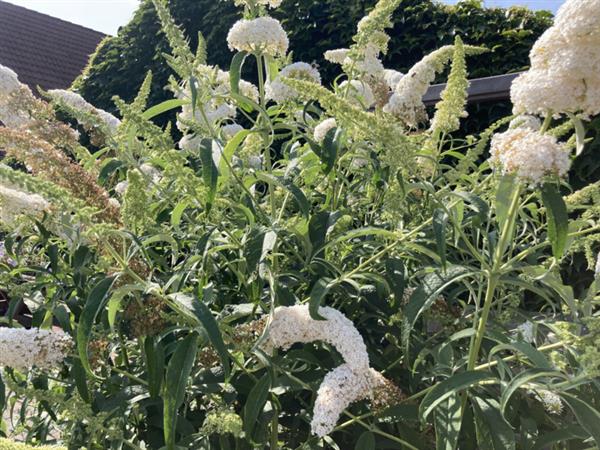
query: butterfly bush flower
266 62 321 103
233 0 282 8
324 48 350 65
383 69 404 90
221 123 245 140
313 118 337 143
515 321 535 343
534 389 563 415
227 17 289 57
339 80 375 109
262 305 392 436
0 183 50 225
511 0 600 118
0 328 73 370
47 89 121 134
215 70 259 103
489 127 571 185
384 46 456 127
0 64 34 127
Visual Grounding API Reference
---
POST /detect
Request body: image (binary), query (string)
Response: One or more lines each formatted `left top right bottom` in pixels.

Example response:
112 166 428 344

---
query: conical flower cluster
511 0 600 118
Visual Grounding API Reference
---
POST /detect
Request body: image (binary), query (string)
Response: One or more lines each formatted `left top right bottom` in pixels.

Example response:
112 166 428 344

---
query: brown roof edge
423 72 523 106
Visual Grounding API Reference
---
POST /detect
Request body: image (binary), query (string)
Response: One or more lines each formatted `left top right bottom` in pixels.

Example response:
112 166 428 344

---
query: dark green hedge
73 0 552 114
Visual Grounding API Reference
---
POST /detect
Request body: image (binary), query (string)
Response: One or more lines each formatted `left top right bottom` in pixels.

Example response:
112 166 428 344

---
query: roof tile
0 0 106 91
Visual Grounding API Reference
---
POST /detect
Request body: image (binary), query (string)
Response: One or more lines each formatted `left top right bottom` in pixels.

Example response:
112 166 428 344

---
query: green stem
467 183 521 370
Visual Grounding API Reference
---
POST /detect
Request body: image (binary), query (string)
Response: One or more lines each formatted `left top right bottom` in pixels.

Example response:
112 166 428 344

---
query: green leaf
495 174 517 229
229 51 248 97
142 99 187 120
218 129 251 182
255 172 309 218
355 431 376 450
433 209 448 270
308 278 331 321
561 392 600 446
199 139 219 210
77 277 115 378
420 371 495 421
386 258 406 307
403 266 475 351
488 342 552 371
531 424 587 450
435 392 461 450
313 127 341 174
472 396 515 450
499 369 564 415
169 293 231 379
540 183 568 259
194 300 231 380
163 333 199 450
145 337 165 399
308 211 341 256
244 227 267 275
243 373 271 440
171 200 189 227
71 358 90 403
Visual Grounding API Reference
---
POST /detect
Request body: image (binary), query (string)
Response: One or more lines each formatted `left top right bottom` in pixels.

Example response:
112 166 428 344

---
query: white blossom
227 17 289 57
384 46 455 127
339 80 375 109
510 0 600 118
263 304 370 370
115 181 129 196
383 69 404 90
313 118 337 143
0 64 21 96
47 89 121 133
215 70 259 103
489 127 571 185
595 253 600 278
311 364 381 437
535 389 563 415
324 48 350 65
178 102 237 129
554 0 600 44
233 0 282 8
221 124 245 140
262 304 385 436
0 64 34 128
0 184 49 225
0 328 72 370
266 62 321 103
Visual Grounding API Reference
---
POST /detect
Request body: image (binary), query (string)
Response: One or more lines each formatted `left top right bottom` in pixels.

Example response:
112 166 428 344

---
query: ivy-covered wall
73 0 552 114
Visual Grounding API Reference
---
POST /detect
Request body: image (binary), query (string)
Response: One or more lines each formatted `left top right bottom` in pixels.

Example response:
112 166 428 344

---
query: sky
2 0 563 35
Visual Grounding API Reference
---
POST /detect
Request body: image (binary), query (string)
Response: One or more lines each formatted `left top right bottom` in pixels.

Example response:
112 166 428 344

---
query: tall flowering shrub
0 0 599 448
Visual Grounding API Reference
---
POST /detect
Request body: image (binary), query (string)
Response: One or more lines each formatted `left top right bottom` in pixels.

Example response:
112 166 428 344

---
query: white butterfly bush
510 0 600 118
338 80 375 109
0 183 50 225
489 127 570 185
227 16 289 57
266 62 322 103
262 304 385 436
384 46 457 127
47 89 121 134
0 328 73 370
0 64 34 128
313 118 338 143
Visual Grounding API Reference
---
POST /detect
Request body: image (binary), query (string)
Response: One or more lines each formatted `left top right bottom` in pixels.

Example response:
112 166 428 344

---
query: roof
0 0 106 91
